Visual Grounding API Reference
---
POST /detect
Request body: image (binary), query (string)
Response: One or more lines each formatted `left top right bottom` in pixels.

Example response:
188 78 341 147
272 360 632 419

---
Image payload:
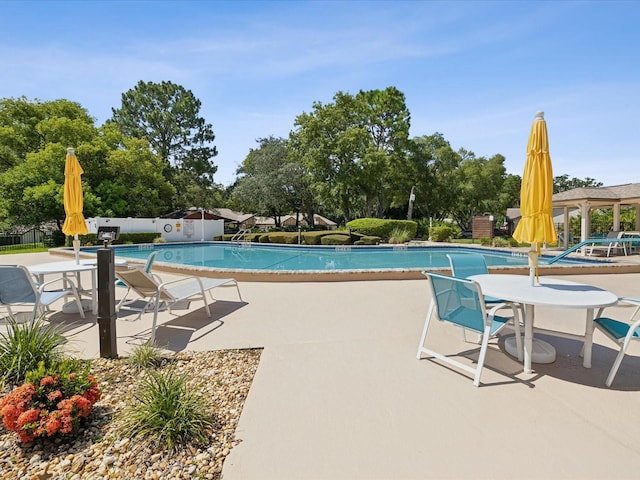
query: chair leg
416 302 435 359
512 305 524 362
473 327 492 387
605 344 627 388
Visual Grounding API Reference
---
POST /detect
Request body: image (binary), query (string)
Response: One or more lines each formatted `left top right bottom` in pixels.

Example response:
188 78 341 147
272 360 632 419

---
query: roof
211 208 255 223
552 183 640 207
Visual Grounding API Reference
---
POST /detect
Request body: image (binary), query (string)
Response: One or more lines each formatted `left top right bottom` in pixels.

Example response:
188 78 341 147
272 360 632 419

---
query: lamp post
97 232 117 358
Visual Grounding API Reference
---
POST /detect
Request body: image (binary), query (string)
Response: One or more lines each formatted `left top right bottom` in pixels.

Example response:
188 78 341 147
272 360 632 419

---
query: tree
0 99 177 230
289 87 411 223
110 80 219 208
0 97 95 171
553 174 603 193
405 133 460 221
232 137 312 226
448 151 508 231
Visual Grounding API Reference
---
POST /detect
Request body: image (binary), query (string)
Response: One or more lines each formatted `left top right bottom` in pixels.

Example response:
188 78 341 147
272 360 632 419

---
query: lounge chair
586 231 627 257
592 297 640 387
114 268 242 341
116 251 158 300
0 265 85 323
416 271 521 386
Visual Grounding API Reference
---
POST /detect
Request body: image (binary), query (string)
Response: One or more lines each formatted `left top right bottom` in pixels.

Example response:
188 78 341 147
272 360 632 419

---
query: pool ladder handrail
231 228 251 243
548 237 639 264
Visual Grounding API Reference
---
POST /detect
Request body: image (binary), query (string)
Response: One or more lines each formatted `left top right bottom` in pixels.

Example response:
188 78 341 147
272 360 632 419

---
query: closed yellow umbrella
512 112 557 284
62 147 88 264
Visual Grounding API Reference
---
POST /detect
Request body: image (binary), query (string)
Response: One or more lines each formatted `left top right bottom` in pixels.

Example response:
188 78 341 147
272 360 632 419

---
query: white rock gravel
0 349 262 480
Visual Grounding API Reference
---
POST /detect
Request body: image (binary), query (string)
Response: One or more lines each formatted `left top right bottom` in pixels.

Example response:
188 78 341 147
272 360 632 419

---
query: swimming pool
76 242 626 282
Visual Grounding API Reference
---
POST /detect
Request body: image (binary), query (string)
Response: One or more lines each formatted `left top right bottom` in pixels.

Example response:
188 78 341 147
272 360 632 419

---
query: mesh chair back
0 265 36 304
428 272 486 334
447 253 489 278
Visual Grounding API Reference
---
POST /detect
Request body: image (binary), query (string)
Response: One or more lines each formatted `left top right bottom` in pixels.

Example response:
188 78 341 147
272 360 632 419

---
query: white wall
86 217 224 242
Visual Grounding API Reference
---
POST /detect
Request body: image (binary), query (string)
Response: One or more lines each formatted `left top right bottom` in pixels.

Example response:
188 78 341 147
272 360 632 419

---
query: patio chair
416 271 521 387
0 265 85 323
447 253 524 358
447 253 507 305
114 268 242 341
592 297 640 387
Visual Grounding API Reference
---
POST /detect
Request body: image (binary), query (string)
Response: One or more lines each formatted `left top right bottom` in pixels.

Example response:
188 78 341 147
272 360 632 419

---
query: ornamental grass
118 367 215 450
0 317 66 386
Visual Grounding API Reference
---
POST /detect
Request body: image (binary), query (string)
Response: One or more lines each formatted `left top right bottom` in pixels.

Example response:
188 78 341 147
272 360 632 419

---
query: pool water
88 243 598 272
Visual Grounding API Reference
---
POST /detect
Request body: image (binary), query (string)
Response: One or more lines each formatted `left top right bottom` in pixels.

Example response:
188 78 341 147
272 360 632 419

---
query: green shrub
258 234 270 243
489 236 519 247
354 235 381 245
479 237 492 246
75 232 160 246
0 317 66 385
346 218 417 241
429 225 459 242
265 232 300 244
2 359 100 443
320 234 352 245
118 368 215 450
388 227 412 244
414 218 430 239
301 231 345 245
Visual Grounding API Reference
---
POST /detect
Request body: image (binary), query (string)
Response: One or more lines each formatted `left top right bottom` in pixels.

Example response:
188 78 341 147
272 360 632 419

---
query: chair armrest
158 275 202 290
38 276 78 293
618 297 640 322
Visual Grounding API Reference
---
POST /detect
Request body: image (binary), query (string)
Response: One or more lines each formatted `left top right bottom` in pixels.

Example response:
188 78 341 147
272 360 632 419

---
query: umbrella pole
73 234 81 264
528 243 539 286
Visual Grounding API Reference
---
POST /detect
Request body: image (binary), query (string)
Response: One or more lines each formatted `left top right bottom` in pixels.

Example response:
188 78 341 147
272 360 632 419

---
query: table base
62 299 93 314
505 335 556 364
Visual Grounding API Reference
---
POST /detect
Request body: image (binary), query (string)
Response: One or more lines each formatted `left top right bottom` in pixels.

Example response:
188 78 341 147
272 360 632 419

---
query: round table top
469 274 619 309
28 260 97 274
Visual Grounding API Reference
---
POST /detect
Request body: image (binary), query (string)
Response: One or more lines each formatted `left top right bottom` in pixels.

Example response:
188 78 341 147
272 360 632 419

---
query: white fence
86 217 224 243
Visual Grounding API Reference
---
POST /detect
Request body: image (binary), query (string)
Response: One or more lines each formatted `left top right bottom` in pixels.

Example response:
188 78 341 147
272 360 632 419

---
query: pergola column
613 203 621 231
580 202 591 255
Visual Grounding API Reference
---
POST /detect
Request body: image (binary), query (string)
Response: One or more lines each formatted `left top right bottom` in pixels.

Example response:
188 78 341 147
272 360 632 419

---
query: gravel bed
0 349 262 480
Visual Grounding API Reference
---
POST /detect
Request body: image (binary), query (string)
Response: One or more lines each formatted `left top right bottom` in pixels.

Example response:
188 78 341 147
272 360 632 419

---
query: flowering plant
0 360 100 443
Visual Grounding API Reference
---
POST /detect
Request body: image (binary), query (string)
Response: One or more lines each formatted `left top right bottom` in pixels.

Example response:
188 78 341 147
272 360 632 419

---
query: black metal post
97 246 117 358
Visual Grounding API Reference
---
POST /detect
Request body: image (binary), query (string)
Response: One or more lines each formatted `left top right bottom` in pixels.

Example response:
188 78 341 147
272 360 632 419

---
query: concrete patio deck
2 251 640 479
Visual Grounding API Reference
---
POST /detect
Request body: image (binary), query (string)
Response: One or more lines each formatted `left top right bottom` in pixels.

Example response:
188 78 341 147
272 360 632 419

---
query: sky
1 0 638 188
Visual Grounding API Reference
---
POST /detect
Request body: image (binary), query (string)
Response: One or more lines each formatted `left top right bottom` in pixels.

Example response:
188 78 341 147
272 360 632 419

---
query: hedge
265 232 300 244
320 234 352 245
71 232 160 246
301 231 343 245
354 235 381 245
345 218 417 241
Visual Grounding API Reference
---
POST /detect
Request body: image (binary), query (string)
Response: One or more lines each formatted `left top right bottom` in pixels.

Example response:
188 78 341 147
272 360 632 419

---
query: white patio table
469 274 618 374
28 260 98 314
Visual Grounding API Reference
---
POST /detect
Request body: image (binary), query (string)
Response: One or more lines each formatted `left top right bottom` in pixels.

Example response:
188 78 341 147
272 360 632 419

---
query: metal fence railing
0 228 51 252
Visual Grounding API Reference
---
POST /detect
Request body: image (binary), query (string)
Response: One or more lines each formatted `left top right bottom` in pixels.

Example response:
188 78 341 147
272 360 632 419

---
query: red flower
83 387 101 404
47 390 63 402
16 408 41 428
60 414 74 434
39 376 56 387
0 368 100 443
1 405 20 430
44 414 63 437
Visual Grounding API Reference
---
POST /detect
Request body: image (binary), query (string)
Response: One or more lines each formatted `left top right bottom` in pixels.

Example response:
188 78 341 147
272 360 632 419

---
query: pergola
552 183 640 249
